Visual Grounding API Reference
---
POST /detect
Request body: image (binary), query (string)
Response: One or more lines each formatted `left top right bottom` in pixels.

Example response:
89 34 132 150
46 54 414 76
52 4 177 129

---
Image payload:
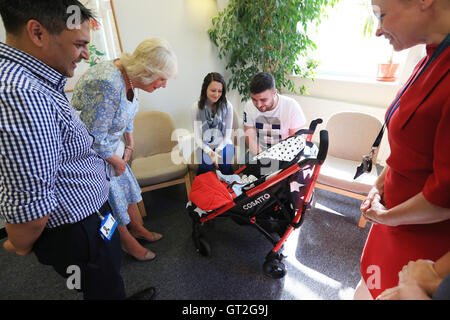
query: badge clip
98 212 118 242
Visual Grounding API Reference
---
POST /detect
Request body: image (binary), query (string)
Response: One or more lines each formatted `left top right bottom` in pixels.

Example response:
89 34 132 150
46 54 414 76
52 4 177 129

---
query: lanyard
355 34 450 180
372 33 450 148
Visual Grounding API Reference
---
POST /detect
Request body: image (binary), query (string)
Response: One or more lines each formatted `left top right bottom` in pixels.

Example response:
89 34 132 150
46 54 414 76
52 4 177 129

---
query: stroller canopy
253 136 306 162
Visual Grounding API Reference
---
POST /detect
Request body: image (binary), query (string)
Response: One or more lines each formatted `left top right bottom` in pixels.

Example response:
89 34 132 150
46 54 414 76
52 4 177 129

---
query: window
303 0 409 81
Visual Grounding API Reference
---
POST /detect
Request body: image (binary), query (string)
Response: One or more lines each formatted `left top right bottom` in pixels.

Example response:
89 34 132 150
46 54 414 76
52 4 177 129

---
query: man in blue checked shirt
0 0 154 300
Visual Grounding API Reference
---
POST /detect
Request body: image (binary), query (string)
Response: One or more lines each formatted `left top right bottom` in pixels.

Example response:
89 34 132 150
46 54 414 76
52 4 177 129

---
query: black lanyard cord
354 34 450 179
372 33 450 148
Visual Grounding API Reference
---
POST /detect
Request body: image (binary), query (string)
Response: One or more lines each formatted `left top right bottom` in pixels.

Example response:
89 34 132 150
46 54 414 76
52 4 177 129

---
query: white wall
112 0 238 131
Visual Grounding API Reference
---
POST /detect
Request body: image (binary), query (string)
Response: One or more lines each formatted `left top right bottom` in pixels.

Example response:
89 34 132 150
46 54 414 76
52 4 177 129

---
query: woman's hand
361 166 387 214
360 186 383 214
362 194 392 225
123 147 133 163
123 132 134 164
208 150 222 169
113 159 126 176
108 155 126 176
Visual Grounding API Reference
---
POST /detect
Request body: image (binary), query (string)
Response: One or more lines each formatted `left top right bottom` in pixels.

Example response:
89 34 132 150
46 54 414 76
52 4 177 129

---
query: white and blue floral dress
72 61 142 226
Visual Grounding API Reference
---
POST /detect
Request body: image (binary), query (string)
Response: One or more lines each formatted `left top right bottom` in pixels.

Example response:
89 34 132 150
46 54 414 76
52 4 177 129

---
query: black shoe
127 287 156 300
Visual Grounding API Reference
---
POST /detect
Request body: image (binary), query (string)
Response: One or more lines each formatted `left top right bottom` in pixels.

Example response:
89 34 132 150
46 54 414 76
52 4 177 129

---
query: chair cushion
317 155 378 194
131 152 187 187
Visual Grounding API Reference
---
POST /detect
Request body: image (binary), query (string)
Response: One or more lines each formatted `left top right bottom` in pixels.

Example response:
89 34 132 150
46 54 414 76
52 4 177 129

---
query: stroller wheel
263 259 286 279
196 237 211 257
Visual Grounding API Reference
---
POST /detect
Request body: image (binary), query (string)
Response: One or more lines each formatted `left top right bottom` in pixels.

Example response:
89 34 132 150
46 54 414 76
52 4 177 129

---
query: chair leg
358 214 367 228
185 171 192 198
137 199 147 218
188 169 195 186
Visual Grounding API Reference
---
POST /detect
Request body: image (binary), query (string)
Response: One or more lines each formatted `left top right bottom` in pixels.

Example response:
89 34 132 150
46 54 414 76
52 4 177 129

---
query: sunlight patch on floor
282 228 355 299
315 202 345 217
283 274 322 300
284 229 341 287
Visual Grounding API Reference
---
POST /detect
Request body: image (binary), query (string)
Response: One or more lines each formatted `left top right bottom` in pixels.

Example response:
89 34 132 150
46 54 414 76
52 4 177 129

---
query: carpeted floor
0 185 370 300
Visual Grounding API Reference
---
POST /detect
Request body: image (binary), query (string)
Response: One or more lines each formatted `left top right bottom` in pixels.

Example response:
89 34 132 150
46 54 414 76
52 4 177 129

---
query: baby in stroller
186 119 329 278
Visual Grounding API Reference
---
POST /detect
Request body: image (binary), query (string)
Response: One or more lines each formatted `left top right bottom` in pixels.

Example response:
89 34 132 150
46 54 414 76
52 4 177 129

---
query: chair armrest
177 132 195 164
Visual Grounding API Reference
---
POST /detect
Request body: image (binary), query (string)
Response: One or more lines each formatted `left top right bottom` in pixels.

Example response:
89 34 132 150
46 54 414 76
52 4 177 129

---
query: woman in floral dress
72 38 177 261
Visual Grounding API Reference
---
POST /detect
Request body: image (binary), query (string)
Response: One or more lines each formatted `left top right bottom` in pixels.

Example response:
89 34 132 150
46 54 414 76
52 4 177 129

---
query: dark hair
0 0 95 35
249 72 276 94
198 72 227 111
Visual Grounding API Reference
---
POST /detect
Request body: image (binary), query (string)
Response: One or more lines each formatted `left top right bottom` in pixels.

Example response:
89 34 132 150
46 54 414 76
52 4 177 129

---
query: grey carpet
0 185 370 300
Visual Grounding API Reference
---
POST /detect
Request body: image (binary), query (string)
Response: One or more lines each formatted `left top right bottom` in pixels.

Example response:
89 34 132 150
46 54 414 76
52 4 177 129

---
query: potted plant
376 50 399 82
361 1 399 81
208 0 338 101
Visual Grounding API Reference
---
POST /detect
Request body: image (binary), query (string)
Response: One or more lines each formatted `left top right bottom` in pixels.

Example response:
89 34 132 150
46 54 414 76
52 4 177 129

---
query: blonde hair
120 38 178 85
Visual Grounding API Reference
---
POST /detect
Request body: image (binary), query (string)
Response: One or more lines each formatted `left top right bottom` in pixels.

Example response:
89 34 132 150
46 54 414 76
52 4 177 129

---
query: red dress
360 44 450 299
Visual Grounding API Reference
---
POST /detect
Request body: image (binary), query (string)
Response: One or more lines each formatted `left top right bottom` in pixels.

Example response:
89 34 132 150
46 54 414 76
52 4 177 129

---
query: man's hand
4 215 49 256
399 260 442 296
3 239 32 256
244 125 261 155
377 259 440 300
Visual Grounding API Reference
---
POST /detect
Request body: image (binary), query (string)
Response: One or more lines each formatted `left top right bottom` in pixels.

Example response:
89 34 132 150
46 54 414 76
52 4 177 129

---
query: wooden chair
130 110 191 217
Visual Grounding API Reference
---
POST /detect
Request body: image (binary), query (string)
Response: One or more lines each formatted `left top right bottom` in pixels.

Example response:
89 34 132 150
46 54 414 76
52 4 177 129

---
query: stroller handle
294 118 323 136
317 130 329 164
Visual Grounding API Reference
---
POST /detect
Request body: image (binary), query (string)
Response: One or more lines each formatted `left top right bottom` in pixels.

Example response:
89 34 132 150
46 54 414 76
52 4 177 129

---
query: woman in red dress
354 0 450 299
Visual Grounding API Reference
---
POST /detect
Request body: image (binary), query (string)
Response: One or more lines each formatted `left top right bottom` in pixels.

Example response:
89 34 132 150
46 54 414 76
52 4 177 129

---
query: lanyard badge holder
354 33 450 180
354 148 376 179
98 211 118 242
354 102 395 180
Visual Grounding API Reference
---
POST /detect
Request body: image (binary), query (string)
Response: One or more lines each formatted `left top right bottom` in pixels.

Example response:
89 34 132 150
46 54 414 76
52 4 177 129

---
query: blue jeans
197 144 235 175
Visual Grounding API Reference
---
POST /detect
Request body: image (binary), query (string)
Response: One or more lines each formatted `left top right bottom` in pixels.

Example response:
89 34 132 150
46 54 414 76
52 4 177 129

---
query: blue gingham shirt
0 42 109 228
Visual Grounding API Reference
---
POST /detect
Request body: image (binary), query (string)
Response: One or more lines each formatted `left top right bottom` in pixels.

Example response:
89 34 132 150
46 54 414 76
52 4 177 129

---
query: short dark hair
0 0 95 35
249 72 275 94
198 72 228 111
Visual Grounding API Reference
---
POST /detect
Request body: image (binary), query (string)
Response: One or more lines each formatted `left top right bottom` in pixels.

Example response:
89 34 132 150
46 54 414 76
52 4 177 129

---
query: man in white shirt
243 72 306 169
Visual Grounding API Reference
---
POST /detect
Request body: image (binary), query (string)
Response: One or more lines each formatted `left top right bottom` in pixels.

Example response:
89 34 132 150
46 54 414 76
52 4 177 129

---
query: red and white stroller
187 119 329 278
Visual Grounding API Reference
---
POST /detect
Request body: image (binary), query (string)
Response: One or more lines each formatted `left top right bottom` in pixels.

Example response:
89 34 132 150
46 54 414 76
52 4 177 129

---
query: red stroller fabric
189 172 233 211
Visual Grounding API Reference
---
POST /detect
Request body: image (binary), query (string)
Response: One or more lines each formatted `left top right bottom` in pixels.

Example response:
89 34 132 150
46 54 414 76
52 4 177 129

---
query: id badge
99 212 118 242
